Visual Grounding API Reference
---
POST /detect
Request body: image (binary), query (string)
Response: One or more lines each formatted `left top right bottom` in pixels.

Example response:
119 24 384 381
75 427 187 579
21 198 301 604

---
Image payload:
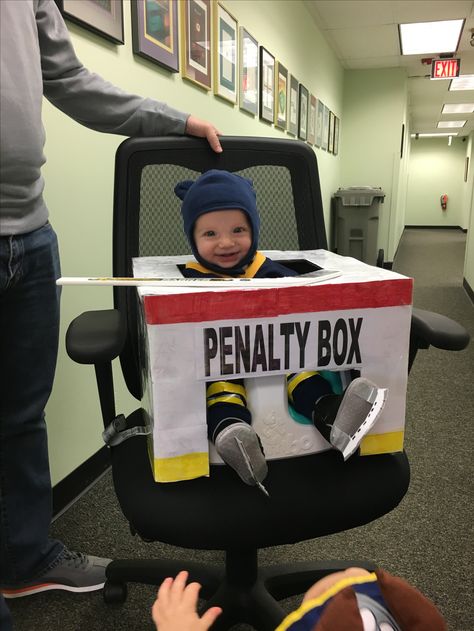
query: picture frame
55 0 124 44
321 103 329 151
131 0 179 72
180 0 212 90
333 115 340 156
239 27 258 115
298 83 309 141
315 98 324 147
275 62 288 130
287 75 299 136
259 46 275 124
400 123 405 159
465 156 469 183
213 3 238 103
328 111 335 154
307 94 317 145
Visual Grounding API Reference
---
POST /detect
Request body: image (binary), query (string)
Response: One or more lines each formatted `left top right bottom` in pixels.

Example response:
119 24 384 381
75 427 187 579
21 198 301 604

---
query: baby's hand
151 571 222 631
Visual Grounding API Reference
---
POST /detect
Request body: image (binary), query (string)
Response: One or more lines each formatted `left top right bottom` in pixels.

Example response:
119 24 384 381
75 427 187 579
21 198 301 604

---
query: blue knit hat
174 169 260 274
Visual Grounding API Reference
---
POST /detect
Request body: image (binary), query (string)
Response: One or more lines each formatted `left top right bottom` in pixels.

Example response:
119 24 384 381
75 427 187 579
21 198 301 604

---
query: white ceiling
305 0 474 136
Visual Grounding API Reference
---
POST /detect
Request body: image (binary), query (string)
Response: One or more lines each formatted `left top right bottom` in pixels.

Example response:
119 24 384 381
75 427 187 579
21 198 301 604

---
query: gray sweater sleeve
37 0 189 137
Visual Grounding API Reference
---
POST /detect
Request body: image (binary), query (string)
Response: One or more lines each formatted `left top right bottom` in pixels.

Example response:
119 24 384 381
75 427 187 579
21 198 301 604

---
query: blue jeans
0 594 12 631
0 222 65 586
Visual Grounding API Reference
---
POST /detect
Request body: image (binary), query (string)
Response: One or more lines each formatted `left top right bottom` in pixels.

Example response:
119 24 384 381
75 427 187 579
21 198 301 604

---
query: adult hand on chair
152 571 222 631
185 116 223 153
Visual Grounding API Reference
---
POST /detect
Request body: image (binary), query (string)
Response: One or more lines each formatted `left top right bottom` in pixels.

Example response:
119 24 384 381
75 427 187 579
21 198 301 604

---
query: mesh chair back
112 136 327 399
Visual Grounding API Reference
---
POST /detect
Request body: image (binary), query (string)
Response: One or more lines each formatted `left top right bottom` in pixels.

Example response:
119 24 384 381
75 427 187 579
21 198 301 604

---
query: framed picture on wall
465 156 470 182
328 111 335 153
298 83 308 141
275 62 288 130
321 103 329 151
239 27 258 115
180 0 212 90
315 98 324 147
259 46 275 123
307 94 317 145
131 0 179 72
55 0 124 44
287 75 299 136
213 3 238 103
333 115 340 155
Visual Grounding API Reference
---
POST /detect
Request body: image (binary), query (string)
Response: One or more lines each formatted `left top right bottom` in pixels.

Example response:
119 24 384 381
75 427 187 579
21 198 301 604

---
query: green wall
340 68 409 262
406 137 468 228
43 0 345 484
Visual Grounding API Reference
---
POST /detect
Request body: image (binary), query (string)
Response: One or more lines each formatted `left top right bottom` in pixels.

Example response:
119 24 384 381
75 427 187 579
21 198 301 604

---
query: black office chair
65 137 469 630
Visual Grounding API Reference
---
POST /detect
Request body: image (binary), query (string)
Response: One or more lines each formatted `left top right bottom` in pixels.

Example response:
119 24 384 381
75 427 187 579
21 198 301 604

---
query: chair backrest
112 136 328 399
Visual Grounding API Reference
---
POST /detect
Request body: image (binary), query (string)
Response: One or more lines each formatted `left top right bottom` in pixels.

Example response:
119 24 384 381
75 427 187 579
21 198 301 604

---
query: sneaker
214 421 269 494
330 377 387 461
1 550 112 598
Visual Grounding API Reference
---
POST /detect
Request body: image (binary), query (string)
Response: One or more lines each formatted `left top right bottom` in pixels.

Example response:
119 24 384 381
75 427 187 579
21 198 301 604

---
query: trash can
332 187 385 265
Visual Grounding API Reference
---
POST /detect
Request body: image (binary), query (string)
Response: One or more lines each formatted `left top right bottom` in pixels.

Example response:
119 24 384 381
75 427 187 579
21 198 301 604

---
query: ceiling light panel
399 20 464 55
437 120 466 128
449 75 474 91
442 104 474 114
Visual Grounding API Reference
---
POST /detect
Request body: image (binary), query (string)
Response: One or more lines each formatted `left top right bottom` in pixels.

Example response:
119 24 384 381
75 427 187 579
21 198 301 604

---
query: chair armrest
66 309 126 365
411 307 470 351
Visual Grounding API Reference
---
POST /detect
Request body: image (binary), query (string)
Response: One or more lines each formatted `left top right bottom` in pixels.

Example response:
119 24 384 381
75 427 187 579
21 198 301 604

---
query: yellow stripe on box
152 452 209 482
360 431 405 455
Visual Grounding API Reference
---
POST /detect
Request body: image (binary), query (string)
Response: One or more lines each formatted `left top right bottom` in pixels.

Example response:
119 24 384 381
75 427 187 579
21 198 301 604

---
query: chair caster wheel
103 580 128 604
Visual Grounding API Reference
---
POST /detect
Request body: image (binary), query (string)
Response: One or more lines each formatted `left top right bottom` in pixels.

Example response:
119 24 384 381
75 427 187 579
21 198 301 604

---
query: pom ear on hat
174 180 194 201
374 569 446 631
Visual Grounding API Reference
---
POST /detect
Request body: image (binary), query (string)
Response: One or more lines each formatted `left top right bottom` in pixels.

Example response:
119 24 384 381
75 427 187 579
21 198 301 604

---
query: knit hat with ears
174 169 260 275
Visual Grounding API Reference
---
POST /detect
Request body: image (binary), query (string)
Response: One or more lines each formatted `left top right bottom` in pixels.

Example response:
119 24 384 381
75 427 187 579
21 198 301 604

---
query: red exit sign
431 58 460 80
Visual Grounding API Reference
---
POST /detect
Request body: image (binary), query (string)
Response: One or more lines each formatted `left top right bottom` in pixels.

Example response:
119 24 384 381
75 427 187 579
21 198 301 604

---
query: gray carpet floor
8 228 474 630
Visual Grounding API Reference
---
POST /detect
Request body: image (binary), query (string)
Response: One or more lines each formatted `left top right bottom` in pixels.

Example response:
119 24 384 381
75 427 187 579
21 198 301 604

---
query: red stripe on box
143 279 413 325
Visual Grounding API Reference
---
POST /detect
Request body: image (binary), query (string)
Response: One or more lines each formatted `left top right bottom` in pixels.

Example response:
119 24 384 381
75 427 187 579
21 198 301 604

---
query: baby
175 170 386 493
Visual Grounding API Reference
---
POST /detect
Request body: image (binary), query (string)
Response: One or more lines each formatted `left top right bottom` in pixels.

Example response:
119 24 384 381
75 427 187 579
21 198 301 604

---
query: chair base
105 550 376 630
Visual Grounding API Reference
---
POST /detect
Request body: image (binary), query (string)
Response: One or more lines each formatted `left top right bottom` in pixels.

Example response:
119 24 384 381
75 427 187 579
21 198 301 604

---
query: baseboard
52 445 110 520
405 225 465 231
463 278 474 305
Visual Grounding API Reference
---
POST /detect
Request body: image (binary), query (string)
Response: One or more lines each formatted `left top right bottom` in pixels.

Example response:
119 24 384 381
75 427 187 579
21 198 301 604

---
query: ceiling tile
328 25 400 59
391 1 474 23
305 0 395 29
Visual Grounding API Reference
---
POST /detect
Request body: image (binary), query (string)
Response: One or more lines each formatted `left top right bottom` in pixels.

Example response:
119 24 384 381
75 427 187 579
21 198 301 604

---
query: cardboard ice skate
134 250 413 483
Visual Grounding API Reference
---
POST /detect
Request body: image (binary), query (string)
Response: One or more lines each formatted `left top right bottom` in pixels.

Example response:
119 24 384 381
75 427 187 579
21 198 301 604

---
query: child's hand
151 571 222 631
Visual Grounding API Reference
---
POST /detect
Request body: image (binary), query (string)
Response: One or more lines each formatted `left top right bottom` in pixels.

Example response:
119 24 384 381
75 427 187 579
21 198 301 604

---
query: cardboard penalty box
134 250 413 483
